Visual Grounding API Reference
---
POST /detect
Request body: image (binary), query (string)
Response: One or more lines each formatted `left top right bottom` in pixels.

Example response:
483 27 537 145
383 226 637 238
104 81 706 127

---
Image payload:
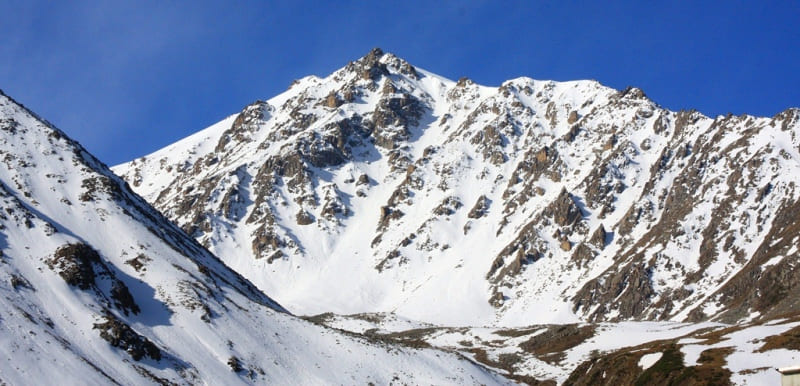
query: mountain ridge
115 48 800 329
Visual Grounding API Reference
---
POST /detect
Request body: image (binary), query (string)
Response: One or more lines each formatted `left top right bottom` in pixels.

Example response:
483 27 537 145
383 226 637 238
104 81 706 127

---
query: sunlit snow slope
0 89 510 385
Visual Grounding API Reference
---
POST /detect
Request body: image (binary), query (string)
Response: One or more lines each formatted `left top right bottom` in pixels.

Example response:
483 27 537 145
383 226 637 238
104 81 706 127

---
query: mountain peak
339 48 419 82
105 50 800 384
365 47 385 60
0 87 509 385
116 49 800 331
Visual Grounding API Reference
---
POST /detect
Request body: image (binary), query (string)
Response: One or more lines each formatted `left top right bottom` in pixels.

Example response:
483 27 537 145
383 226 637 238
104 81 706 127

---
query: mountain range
117 48 800 328
2 48 799 384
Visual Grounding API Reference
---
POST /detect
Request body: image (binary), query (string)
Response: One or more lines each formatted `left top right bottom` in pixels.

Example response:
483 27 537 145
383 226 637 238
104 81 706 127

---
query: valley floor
306 312 800 385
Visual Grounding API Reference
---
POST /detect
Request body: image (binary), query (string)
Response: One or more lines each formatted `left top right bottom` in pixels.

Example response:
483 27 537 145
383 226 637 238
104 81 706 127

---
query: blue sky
1 1 798 165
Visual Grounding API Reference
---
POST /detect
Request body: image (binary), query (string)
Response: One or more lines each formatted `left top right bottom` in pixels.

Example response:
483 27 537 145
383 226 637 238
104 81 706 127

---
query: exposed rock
545 101 558 128
617 86 647 100
542 189 584 229
375 249 403 272
559 238 572 252
502 145 562 204
582 158 626 218
215 101 269 152
110 279 141 316
79 175 122 202
324 91 343 108
469 124 508 165
589 224 607 249
115 48 800 329
357 47 389 81
94 313 161 361
486 255 506 280
489 288 505 307
567 111 579 124
573 261 655 322
320 184 348 221
47 243 101 290
252 224 284 260
227 356 244 373
266 250 284 264
467 195 490 219
370 92 424 149
295 209 314 225
377 206 404 232
519 324 595 363
47 244 141 315
432 196 462 216
568 341 736 386
570 243 595 268
9 274 32 290
456 77 473 88
702 197 800 322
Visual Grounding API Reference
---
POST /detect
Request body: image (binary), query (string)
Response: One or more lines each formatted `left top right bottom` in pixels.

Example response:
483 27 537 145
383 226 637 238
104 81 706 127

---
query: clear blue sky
1 1 798 165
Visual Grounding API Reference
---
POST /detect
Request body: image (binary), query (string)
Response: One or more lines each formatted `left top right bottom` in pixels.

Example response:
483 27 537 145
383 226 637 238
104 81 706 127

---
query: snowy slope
0 90 511 385
115 48 800 328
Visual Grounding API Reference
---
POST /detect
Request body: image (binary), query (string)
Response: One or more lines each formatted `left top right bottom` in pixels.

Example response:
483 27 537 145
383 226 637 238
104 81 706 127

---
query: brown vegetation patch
493 327 544 338
466 348 556 385
519 324 596 363
564 342 733 386
757 324 800 352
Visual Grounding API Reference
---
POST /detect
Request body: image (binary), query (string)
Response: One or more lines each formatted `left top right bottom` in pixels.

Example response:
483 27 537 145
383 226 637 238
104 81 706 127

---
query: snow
318 314 800 384
0 91 512 385
122 69 611 326
115 54 800 328
102 49 800 383
638 352 663 370
679 321 800 385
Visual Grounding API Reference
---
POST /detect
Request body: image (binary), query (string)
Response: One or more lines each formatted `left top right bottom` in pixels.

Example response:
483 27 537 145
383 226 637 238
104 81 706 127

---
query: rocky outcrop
467 195 490 219
47 243 101 290
541 188 585 229
370 89 425 149
216 101 271 153
94 313 161 361
48 243 140 316
573 261 655 322
433 196 462 216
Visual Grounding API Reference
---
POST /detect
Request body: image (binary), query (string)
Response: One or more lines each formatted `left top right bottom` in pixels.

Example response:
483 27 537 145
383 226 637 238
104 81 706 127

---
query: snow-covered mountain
0 89 511 384
116 48 800 328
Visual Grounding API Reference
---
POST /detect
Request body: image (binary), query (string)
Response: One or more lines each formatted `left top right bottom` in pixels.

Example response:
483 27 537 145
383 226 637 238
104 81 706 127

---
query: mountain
115 48 800 328
0 89 510 384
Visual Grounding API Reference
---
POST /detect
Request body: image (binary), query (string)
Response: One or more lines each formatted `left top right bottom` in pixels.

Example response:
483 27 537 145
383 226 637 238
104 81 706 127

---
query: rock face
115 48 800 327
0 89 511 385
